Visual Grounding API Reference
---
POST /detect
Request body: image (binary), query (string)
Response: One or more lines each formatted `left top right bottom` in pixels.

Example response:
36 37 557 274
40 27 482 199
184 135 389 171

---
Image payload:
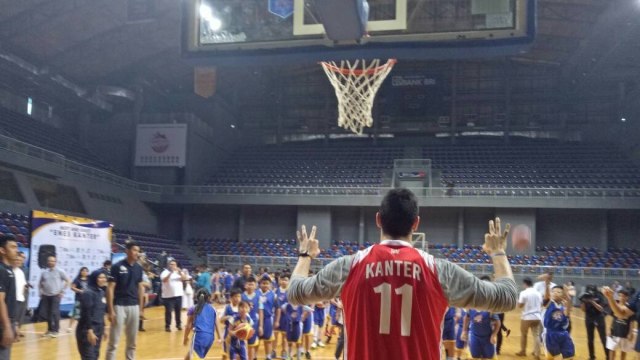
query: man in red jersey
287 188 517 360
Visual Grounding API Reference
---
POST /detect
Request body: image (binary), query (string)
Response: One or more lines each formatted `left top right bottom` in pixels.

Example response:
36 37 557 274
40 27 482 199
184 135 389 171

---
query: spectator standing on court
287 188 517 360
76 270 108 360
12 251 27 339
161 260 187 332
516 278 542 359
232 264 253 292
196 266 212 293
38 255 70 338
0 235 18 359
580 284 610 360
106 241 145 360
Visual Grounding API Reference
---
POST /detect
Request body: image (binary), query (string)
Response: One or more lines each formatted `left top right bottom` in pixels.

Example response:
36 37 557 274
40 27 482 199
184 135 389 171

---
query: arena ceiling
0 0 638 111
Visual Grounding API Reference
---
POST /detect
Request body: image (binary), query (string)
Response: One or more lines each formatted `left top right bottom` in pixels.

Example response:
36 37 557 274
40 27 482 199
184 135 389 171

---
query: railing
0 132 639 199
207 254 640 280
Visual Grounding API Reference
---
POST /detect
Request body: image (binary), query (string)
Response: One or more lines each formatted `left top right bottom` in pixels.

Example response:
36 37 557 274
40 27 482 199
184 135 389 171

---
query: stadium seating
114 230 192 269
207 144 402 188
191 238 640 269
205 140 640 191
0 107 112 171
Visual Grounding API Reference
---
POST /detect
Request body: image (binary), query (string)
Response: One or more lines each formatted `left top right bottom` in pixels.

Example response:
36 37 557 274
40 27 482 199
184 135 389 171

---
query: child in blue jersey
325 300 339 344
227 301 254 360
241 276 260 360
281 302 312 360
274 274 290 359
455 308 468 360
221 289 242 360
301 304 314 359
544 286 575 360
462 308 500 360
442 307 457 360
258 276 277 360
311 302 327 349
183 289 222 360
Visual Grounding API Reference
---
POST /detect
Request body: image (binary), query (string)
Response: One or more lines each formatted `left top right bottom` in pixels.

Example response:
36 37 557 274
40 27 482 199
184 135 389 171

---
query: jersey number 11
373 283 413 336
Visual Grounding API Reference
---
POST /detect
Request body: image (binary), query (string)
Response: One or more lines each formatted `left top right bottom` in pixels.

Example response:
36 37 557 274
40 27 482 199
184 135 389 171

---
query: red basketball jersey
340 240 448 360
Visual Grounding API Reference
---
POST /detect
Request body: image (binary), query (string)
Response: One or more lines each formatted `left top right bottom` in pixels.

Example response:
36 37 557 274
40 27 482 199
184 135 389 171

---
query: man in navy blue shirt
0 234 18 360
106 241 145 360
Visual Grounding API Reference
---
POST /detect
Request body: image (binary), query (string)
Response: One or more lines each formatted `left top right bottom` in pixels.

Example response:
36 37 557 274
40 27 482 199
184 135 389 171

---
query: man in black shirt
232 263 253 291
106 241 144 360
580 285 609 360
0 234 18 360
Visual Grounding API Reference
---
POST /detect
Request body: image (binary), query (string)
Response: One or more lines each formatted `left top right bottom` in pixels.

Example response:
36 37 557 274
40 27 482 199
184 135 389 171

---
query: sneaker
305 352 311 359
41 331 50 338
506 329 511 337
270 351 277 359
325 336 332 344
311 342 317 349
281 350 288 359
515 352 526 357
49 332 58 338
177 326 183 331
165 327 171 332
317 341 325 348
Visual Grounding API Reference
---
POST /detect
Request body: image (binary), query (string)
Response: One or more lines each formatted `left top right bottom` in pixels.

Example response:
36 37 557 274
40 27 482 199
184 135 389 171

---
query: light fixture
621 117 627 122
199 4 223 31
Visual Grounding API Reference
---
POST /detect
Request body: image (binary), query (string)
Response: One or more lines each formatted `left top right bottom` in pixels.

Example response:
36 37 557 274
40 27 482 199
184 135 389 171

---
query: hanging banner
28 211 112 308
134 124 188 167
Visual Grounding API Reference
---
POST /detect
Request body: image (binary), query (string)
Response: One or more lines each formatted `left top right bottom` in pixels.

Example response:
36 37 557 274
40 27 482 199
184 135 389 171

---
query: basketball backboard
182 0 535 65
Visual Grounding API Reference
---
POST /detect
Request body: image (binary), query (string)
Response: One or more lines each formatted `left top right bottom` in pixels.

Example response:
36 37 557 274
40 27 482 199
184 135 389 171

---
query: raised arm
603 287 633 319
436 218 517 313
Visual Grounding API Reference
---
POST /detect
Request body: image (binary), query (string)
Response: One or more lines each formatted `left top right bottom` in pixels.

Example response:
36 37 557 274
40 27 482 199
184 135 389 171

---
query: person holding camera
580 285 610 360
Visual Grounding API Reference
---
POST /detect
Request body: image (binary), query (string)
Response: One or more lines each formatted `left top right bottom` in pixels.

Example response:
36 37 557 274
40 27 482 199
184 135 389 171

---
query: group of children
443 277 576 360
182 273 344 360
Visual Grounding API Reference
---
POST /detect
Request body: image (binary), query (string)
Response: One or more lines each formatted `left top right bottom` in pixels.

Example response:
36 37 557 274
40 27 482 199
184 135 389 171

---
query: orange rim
320 59 397 76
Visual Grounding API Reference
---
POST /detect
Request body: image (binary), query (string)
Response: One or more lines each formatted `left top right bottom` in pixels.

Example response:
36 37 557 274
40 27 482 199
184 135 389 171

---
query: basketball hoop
320 59 396 135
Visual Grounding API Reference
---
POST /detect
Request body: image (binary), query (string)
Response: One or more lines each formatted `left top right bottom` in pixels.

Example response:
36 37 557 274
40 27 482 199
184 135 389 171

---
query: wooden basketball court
11 306 611 359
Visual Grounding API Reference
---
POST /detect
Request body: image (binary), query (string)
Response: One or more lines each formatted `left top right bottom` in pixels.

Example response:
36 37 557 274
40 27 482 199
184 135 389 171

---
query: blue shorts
192 332 214 359
277 316 290 334
456 324 466 349
468 334 495 359
313 308 325 327
229 341 247 360
287 322 302 343
443 318 456 341
260 317 274 340
330 308 338 326
303 314 313 335
545 330 574 358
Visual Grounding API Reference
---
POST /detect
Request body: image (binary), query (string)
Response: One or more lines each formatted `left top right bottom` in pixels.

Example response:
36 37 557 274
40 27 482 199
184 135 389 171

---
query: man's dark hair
480 275 492 281
125 241 139 250
619 289 630 297
230 288 242 297
0 234 15 248
103 260 112 267
379 188 419 239
246 276 257 283
523 278 533 287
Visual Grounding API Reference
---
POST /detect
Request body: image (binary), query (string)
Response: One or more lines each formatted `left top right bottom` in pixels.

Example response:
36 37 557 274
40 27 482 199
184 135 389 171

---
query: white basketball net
320 59 396 135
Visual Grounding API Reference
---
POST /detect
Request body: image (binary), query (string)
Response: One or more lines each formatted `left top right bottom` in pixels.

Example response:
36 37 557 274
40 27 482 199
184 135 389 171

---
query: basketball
233 323 255 341
511 224 531 252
